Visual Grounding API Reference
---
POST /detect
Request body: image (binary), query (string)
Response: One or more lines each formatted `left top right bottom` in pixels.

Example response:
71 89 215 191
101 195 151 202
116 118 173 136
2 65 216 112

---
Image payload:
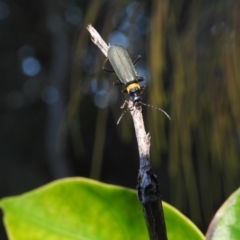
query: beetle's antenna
117 109 128 125
140 102 171 120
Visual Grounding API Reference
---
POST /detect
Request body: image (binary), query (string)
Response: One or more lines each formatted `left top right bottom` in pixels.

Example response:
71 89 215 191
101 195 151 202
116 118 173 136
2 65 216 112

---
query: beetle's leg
103 68 115 73
120 100 129 109
132 55 141 65
140 85 146 94
136 75 144 82
102 58 115 73
120 90 130 109
121 100 135 111
113 80 123 85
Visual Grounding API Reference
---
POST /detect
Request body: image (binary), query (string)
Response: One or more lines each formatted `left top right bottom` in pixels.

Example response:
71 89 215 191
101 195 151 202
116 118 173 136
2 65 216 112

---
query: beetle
103 44 145 104
103 44 170 123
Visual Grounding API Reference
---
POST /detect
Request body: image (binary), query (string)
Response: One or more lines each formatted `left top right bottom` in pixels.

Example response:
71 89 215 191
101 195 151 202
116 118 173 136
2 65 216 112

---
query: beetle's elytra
103 45 145 103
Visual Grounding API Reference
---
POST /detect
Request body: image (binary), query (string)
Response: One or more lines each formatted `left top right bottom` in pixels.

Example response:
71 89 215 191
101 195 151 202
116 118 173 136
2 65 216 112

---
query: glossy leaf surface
206 187 240 240
0 178 204 240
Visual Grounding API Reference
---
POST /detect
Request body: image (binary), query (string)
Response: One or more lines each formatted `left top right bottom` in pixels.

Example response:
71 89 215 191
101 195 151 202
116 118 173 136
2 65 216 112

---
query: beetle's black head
129 88 142 103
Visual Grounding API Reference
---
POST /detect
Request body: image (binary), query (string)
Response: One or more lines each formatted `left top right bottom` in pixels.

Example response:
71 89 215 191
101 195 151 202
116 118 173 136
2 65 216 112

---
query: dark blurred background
1 0 240 239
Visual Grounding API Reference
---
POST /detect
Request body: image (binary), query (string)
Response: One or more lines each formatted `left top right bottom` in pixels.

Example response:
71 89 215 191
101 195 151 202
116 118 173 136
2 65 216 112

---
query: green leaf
206 187 240 240
0 177 204 240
